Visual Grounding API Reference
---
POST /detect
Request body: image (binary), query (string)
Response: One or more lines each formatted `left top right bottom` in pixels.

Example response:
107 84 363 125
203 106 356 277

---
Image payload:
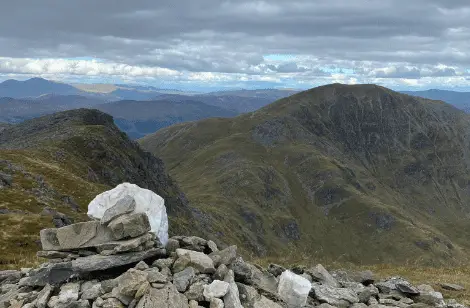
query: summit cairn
0 185 467 308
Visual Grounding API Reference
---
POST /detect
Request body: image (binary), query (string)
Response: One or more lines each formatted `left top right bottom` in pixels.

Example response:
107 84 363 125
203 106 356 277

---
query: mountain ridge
0 109 196 266
140 83 470 265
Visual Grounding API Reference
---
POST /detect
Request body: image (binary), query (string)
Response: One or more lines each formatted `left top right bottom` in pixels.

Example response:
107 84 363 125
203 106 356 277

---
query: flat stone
95 233 153 254
108 213 151 240
440 283 465 291
19 249 165 287
101 195 136 225
40 221 114 251
176 249 215 274
37 250 79 259
72 248 166 272
203 280 230 300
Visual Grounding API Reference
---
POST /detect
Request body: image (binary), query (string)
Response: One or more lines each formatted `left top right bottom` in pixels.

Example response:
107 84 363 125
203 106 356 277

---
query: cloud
0 0 470 89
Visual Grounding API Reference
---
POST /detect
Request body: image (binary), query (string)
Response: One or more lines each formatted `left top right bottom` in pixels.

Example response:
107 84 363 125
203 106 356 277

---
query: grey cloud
0 0 469 78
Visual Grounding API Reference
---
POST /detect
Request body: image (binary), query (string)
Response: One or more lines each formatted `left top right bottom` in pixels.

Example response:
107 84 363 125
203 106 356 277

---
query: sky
0 0 470 91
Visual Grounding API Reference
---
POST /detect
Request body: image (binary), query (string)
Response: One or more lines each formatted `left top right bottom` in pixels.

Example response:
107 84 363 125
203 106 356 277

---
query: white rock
278 270 311 307
87 183 169 245
204 280 230 300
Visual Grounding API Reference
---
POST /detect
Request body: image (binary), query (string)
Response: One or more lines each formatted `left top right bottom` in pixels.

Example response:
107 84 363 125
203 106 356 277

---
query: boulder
311 283 360 308
185 282 206 301
34 284 53 308
210 298 224 308
100 195 136 225
414 285 445 307
209 245 237 267
204 280 230 300
376 277 419 295
0 270 21 284
113 269 148 298
306 264 340 287
173 267 196 292
87 183 169 245
136 283 189 308
254 296 284 308
267 264 286 277
223 270 243 308
231 257 252 282
278 270 311 307
80 281 102 300
108 212 151 240
47 282 80 308
176 249 215 274
248 264 279 295
40 221 114 251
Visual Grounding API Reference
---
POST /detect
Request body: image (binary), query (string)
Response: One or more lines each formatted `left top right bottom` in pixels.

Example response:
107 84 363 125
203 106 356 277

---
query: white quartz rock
87 183 169 245
278 270 312 307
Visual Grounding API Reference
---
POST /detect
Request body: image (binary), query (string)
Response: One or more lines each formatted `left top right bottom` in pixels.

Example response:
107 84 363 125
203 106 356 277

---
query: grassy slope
140 84 470 266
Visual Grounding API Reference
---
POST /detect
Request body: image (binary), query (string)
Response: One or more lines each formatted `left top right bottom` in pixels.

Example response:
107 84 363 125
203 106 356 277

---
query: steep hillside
0 109 194 267
140 83 470 266
96 99 237 139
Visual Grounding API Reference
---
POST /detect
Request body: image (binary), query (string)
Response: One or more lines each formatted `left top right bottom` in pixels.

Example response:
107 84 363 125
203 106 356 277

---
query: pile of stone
0 185 468 308
1 233 468 308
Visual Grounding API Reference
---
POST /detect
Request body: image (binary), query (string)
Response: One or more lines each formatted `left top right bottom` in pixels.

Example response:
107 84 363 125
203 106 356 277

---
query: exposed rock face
87 183 169 245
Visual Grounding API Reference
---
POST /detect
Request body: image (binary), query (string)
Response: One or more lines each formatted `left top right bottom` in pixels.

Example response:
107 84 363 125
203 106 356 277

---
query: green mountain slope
0 109 193 268
140 83 470 266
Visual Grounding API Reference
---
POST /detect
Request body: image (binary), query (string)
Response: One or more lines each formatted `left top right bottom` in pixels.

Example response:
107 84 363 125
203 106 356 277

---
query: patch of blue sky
263 54 297 61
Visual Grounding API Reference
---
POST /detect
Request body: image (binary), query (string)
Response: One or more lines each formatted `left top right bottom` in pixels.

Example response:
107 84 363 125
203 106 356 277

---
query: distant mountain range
96 100 237 139
0 78 301 138
402 89 470 112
